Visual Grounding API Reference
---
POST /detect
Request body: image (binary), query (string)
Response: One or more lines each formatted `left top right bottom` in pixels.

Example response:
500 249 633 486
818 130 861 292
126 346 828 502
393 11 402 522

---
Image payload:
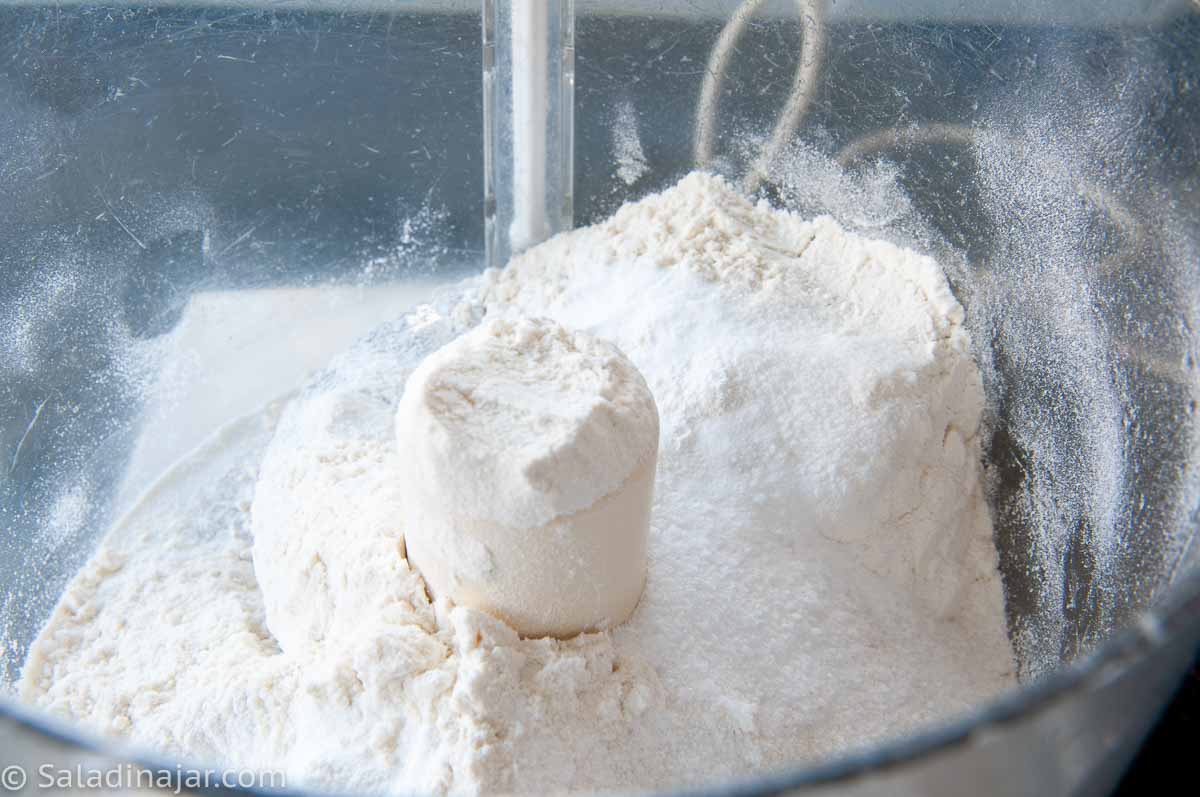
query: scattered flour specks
612 99 649 187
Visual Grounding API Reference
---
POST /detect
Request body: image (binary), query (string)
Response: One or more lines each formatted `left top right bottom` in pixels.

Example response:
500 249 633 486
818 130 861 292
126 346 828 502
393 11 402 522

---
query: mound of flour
20 172 1014 795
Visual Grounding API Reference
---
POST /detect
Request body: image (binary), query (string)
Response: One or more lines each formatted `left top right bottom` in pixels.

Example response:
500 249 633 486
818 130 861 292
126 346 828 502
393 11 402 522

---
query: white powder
612 100 649 186
397 316 658 530
19 172 1015 795
390 316 657 638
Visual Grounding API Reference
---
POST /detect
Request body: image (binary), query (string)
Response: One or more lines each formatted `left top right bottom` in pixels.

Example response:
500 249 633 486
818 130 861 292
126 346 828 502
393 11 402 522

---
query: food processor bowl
2 1 1198 795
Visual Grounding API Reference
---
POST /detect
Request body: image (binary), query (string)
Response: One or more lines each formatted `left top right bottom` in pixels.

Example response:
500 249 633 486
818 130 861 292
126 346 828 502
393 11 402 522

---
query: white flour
389 317 657 638
19 172 1015 795
395 317 658 530
612 100 649 186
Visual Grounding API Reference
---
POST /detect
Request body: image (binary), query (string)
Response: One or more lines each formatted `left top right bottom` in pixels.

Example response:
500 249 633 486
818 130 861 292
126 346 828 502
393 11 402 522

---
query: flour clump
396 316 658 638
19 172 1016 795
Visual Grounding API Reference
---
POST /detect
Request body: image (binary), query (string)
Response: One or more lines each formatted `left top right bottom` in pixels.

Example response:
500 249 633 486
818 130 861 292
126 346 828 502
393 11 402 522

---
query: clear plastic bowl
2 2 1198 794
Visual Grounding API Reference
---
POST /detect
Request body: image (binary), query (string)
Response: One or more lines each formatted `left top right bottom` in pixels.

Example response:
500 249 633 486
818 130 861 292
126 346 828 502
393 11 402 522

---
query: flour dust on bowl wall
2 2 1200 797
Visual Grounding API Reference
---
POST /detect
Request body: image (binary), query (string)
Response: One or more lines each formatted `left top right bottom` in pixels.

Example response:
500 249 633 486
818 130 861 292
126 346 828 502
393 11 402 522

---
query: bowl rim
3 564 1198 796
